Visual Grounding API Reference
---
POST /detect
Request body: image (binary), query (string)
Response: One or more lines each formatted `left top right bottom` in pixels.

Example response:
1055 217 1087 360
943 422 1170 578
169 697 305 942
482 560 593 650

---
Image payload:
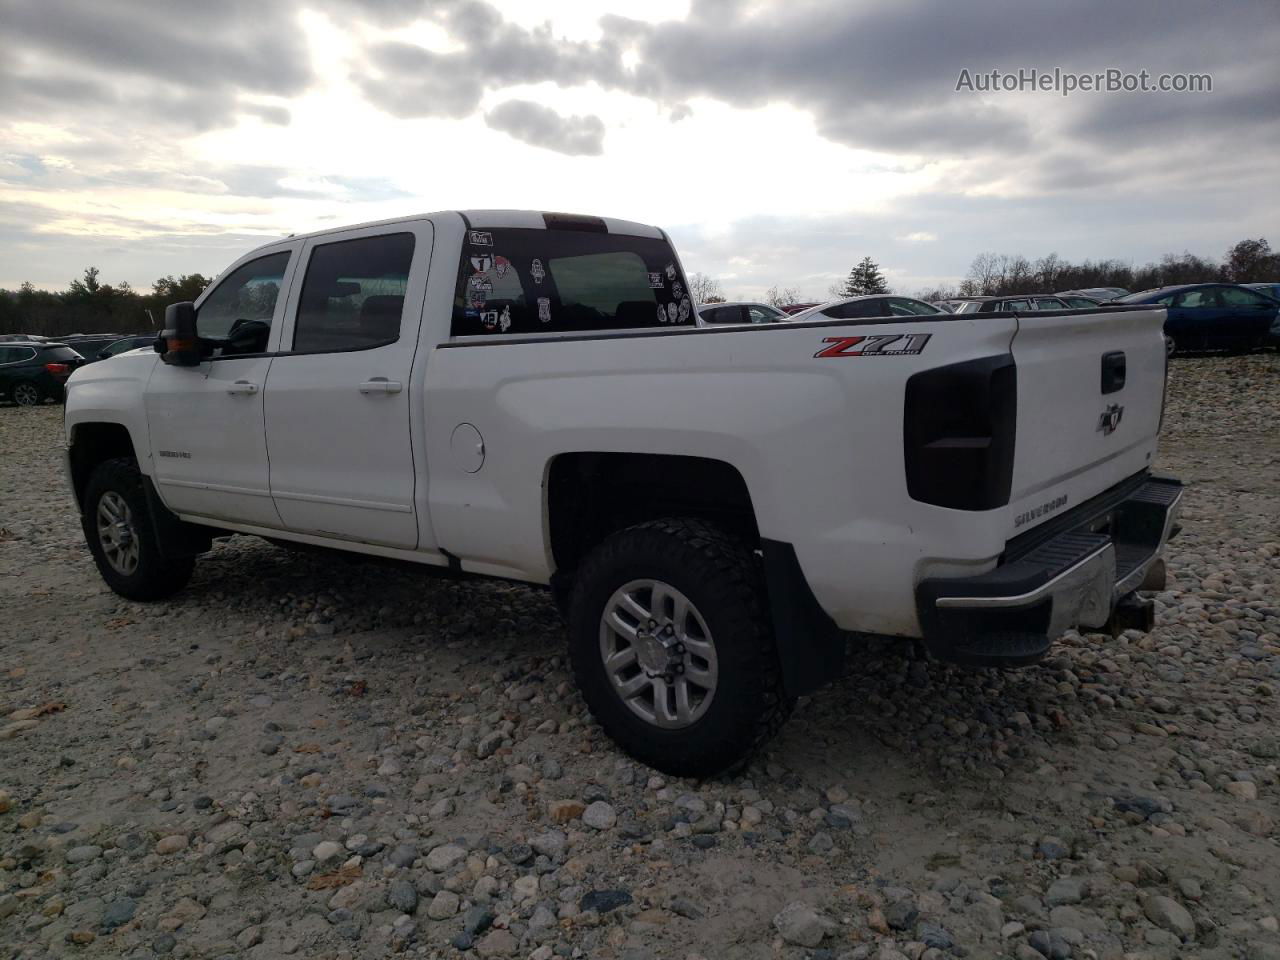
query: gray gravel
1 353 1278 960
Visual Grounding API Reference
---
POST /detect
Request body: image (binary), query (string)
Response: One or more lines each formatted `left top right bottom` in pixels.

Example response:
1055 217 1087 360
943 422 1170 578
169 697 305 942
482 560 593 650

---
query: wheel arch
67 421 142 511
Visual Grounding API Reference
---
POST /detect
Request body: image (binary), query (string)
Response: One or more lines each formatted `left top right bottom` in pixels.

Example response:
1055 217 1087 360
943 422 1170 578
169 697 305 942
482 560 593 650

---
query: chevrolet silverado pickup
63 210 1183 775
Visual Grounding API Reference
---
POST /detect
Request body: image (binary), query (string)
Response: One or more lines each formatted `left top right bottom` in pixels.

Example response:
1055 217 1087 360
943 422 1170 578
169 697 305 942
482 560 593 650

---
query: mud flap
142 476 214 559
760 539 847 697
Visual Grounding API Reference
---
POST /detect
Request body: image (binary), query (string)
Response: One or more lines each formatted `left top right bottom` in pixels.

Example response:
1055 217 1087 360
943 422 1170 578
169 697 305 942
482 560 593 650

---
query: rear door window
451 228 692 336
293 233 415 352
821 299 886 320
44 346 83 361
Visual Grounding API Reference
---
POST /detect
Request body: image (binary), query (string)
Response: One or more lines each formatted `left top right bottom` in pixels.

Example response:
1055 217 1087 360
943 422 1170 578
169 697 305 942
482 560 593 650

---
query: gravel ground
2 354 1277 960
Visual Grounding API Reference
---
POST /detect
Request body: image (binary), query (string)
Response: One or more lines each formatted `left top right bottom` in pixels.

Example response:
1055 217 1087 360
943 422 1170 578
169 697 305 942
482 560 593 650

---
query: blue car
1115 283 1277 356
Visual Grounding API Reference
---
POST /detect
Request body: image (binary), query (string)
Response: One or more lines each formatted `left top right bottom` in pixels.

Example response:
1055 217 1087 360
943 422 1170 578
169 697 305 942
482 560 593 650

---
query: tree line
918 237 1278 302
0 268 212 338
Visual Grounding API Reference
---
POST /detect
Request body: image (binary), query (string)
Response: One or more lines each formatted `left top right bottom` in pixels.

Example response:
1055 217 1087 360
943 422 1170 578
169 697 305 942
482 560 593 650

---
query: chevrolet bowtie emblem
1098 403 1124 435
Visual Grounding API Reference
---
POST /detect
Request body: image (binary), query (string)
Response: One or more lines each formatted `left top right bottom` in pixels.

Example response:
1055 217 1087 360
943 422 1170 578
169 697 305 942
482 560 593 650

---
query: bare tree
764 285 802 307
687 272 724 304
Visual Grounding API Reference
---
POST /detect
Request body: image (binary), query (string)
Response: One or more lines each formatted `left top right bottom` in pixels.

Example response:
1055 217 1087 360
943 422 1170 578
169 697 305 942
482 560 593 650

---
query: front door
145 247 297 526
263 223 433 548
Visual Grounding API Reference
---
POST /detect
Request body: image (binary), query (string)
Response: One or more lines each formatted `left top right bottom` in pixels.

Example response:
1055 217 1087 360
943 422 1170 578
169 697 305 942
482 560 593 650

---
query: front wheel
12 381 42 406
83 458 195 601
568 518 793 777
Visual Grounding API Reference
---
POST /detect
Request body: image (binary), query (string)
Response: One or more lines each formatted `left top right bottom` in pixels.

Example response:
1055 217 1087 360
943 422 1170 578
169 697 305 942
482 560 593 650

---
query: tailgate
1006 306 1166 538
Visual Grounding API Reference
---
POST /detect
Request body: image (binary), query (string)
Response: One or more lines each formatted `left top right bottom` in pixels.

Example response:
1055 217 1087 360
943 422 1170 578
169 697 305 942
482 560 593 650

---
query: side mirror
158 302 201 367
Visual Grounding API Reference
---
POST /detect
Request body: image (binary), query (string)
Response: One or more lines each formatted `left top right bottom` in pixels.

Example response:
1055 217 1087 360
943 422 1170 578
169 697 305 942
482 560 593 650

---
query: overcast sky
2 0 1277 299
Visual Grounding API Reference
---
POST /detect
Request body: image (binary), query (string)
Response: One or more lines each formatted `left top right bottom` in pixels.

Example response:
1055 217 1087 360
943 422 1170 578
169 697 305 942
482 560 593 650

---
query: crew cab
63 210 1182 775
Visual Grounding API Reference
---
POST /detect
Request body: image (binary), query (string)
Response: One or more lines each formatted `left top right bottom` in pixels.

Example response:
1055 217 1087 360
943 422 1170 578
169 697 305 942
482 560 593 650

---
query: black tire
83 458 195 601
567 518 794 778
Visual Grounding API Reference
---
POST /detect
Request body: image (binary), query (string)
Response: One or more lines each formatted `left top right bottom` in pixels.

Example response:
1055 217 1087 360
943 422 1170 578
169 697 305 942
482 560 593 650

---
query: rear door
1005 306 1166 537
263 221 434 548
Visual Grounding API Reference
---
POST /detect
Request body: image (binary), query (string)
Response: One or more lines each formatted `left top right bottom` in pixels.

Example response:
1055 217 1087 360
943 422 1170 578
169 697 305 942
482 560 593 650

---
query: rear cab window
450 227 693 336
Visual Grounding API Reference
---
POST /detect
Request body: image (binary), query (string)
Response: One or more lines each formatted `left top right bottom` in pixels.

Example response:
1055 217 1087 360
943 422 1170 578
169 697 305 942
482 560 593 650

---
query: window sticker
480 310 499 332
666 302 678 322
468 275 492 309
648 272 664 289
656 304 667 324
664 263 676 281
530 258 546 284
493 255 512 278
673 280 684 300
469 230 493 246
499 305 512 332
470 253 494 274
537 297 551 324
678 297 691 322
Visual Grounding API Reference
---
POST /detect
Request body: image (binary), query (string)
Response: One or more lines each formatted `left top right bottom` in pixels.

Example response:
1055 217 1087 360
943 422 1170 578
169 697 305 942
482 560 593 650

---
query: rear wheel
83 458 195 600
1164 335 1177 358
12 382 42 406
568 518 793 777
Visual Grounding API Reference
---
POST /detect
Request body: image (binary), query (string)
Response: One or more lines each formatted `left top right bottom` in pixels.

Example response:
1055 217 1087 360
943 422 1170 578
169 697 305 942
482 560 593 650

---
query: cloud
484 100 605 156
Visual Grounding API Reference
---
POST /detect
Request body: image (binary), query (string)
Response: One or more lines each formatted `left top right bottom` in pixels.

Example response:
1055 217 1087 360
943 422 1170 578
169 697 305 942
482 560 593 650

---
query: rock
529 829 567 859
313 840 343 861
773 902 834 947
463 905 495 935
426 889 460 920
885 898 919 931
476 731 504 759
582 800 617 830
101 898 137 931
1046 877 1088 906
580 889 633 914
918 923 954 949
387 878 418 914
548 799 586 824
65 845 103 863
388 843 418 867
1226 781 1259 801
424 842 467 872
154 835 188 855
475 929 519 957
1143 895 1195 940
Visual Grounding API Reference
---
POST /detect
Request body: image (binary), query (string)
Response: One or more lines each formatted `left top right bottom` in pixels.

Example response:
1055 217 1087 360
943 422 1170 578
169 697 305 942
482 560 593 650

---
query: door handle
359 378 402 395
227 380 259 395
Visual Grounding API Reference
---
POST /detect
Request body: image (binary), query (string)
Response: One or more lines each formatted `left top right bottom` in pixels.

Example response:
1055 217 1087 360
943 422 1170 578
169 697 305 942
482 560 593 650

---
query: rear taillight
904 355 1017 511
45 362 70 376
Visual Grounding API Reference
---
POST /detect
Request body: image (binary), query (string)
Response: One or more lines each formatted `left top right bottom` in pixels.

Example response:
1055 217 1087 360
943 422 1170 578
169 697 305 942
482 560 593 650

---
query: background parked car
0 341 87 406
1244 282 1280 302
1058 286 1130 301
947 295 1077 313
59 334 128 363
696 302 789 325
1115 283 1277 355
788 294 944 321
780 302 821 314
97 334 158 359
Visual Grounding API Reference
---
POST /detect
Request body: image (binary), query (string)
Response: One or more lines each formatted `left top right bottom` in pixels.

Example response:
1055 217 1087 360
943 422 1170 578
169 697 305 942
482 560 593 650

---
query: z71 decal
814 333 932 358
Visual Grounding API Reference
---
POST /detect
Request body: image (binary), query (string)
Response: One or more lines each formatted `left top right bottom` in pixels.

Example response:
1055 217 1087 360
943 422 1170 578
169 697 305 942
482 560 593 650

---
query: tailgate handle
1101 351 1126 394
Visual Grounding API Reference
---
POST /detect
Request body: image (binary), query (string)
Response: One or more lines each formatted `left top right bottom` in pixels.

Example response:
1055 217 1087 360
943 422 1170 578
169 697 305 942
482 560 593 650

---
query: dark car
1115 283 1277 355
61 334 128 363
0 341 87 406
97 334 158 359
1057 286 1129 301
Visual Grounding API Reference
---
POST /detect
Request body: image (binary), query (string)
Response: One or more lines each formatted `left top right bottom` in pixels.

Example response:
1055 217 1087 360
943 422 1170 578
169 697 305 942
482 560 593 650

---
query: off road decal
814 333 931 358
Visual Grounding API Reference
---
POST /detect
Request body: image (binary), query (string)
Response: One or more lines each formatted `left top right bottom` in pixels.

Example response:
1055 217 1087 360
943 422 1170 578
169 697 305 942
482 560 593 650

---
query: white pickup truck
64 210 1183 776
